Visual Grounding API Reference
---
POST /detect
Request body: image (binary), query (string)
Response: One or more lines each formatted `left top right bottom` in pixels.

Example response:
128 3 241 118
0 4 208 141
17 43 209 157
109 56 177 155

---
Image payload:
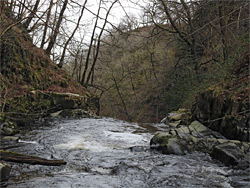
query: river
2 117 249 187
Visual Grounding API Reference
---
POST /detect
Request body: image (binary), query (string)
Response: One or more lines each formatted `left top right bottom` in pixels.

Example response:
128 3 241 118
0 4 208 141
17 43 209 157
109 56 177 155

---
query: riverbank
151 109 250 170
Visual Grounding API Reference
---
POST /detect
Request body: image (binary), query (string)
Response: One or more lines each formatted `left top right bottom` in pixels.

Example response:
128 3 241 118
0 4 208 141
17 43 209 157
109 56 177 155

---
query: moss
160 137 170 146
33 71 41 83
0 9 99 125
59 79 69 88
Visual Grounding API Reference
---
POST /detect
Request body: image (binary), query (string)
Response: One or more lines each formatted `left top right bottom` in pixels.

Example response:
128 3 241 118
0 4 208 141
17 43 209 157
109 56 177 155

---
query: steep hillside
0 8 99 125
92 26 176 122
89 1 249 123
192 52 249 141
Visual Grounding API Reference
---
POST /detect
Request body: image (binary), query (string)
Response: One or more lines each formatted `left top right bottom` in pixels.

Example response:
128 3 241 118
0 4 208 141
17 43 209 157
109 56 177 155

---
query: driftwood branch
0 150 66 166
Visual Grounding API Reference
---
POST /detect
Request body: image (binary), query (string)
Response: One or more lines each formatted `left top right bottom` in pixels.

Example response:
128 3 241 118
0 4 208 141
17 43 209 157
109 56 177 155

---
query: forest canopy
1 0 249 122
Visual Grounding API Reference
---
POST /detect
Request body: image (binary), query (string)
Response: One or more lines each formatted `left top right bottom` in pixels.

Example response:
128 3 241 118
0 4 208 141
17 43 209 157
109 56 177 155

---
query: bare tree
81 0 102 86
85 0 118 86
40 0 54 49
23 0 40 29
58 0 88 68
46 0 68 55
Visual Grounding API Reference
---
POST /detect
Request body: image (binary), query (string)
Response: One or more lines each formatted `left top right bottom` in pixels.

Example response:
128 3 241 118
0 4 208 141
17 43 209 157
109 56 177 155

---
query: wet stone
0 163 11 181
3 118 250 187
211 143 250 169
1 136 19 142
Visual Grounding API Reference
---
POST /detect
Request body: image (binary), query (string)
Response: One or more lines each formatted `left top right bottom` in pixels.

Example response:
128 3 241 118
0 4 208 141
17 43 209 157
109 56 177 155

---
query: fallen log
0 150 66 166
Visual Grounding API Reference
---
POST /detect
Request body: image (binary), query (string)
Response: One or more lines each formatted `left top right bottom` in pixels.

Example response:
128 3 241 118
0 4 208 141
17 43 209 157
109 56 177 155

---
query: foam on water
5 118 250 188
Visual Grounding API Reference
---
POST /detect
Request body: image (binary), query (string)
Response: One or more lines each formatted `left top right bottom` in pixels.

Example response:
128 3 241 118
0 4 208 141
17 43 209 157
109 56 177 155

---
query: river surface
2 117 250 187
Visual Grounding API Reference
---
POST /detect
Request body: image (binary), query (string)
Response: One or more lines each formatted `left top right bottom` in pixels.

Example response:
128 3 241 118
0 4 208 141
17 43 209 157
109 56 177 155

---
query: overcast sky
55 0 146 51
28 0 147 60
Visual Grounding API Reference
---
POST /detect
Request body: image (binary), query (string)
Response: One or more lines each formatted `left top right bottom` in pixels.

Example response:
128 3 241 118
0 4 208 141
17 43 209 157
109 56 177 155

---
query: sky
10 0 147 60
53 0 147 58
77 0 146 37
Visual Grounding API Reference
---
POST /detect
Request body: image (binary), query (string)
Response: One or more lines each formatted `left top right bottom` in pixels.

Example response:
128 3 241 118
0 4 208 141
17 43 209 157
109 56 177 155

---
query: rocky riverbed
152 110 250 170
0 116 250 187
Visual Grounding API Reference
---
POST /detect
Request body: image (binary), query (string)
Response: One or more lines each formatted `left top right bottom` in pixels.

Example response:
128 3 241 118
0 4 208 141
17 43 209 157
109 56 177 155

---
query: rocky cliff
151 53 249 169
192 53 249 142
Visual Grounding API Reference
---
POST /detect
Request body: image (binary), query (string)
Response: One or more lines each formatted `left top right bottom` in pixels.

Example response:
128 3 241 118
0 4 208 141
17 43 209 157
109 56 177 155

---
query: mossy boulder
2 90 99 126
150 132 187 155
47 92 88 111
150 120 250 169
50 109 93 119
161 108 192 126
0 121 18 136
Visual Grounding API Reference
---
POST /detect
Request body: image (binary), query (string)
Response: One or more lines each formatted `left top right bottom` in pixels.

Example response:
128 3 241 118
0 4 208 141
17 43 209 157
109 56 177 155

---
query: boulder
0 163 11 181
0 121 18 136
169 120 181 128
161 109 192 126
211 143 250 169
150 120 250 169
191 89 250 142
29 91 91 112
50 109 93 119
160 138 186 155
48 92 88 111
168 113 184 121
4 91 100 125
59 109 92 118
176 126 190 135
1 127 14 136
1 136 19 142
188 121 208 133
150 132 192 155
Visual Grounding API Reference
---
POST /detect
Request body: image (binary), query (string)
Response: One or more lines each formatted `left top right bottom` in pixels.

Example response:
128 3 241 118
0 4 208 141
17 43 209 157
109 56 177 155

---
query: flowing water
2 117 250 188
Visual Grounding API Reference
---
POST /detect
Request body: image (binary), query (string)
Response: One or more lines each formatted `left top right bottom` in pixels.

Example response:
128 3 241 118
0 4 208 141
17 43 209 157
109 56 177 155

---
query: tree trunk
23 0 40 29
85 0 118 86
81 0 102 86
46 0 68 55
111 70 131 122
40 0 53 49
0 150 66 166
218 0 227 64
58 0 88 68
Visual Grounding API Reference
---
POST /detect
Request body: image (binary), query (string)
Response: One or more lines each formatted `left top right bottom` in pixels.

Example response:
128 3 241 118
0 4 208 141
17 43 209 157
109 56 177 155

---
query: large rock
0 121 18 136
168 113 184 121
29 91 99 115
188 121 208 133
1 136 19 142
161 109 192 126
4 91 100 126
150 132 188 155
150 126 203 155
150 120 250 169
0 163 11 181
50 109 93 118
191 89 249 142
211 143 250 169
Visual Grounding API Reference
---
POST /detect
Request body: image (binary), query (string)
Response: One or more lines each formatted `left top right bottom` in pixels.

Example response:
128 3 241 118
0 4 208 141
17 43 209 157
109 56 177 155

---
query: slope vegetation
0 8 99 125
